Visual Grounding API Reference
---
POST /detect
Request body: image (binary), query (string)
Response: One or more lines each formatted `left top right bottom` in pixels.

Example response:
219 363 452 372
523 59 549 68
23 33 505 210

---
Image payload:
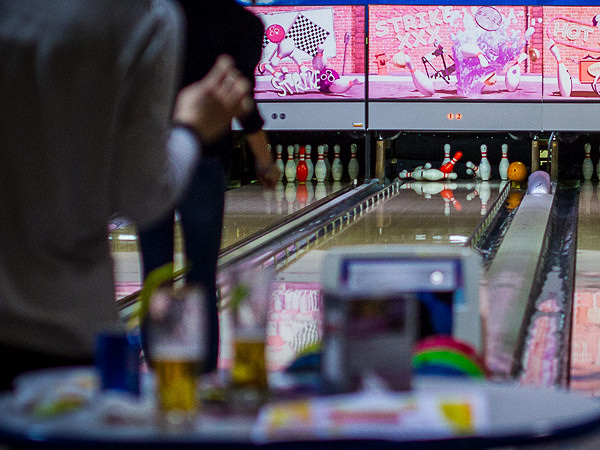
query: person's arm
246 129 279 189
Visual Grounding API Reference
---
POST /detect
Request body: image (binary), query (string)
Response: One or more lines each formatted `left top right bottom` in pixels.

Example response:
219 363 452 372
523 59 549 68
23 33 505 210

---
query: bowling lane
570 180 600 397
262 180 504 372
221 180 352 249
110 181 352 299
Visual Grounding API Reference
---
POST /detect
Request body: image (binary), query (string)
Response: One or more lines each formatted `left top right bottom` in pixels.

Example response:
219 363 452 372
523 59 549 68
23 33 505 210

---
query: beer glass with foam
146 286 206 426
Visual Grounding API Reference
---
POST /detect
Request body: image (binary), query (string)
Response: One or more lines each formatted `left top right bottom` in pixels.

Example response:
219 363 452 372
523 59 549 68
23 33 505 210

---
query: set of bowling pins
398 143 462 181
273 143 360 183
581 142 600 181
466 143 510 181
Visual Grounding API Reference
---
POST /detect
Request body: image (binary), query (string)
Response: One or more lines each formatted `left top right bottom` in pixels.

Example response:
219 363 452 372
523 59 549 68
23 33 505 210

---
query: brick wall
247 6 366 75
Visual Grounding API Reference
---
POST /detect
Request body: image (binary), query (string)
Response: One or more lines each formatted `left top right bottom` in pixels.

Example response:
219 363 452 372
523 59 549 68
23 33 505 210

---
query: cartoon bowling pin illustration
461 43 489 67
405 55 434 97
312 44 327 72
548 39 572 97
328 77 363 94
505 53 528 92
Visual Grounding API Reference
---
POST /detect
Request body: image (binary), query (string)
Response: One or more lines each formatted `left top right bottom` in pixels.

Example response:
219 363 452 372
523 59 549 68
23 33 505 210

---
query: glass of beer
227 266 273 410
146 286 206 427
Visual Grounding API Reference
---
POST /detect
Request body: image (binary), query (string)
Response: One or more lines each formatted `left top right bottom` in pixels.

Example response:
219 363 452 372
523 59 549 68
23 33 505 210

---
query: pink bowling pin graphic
505 53 528 92
460 43 489 68
405 55 434 97
328 77 363 94
440 151 463 174
548 39 572 97
312 44 327 71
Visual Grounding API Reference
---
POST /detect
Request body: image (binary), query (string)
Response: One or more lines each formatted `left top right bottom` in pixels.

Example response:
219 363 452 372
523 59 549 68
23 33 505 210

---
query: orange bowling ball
507 161 528 182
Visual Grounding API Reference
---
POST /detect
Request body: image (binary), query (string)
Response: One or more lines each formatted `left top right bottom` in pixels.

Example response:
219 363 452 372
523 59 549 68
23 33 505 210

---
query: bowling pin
323 144 331 180
499 144 510 180
284 145 296 182
505 53 528 92
479 181 491 216
312 44 327 72
466 161 480 178
583 143 594 180
461 42 489 67
478 144 491 181
305 144 314 181
315 145 327 182
405 55 434 97
421 168 458 181
275 144 284 181
329 77 363 94
293 144 300 167
391 49 406 68
442 143 451 166
348 143 359 181
440 151 462 173
296 146 308 183
548 39 572 97
331 144 343 181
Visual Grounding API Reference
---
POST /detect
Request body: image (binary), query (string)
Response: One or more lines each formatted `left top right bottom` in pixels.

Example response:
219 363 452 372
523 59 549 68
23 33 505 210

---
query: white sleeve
166 126 201 198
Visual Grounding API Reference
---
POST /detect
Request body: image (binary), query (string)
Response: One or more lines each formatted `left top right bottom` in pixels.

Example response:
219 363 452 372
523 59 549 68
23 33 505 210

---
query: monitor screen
246 5 366 101
368 4 543 101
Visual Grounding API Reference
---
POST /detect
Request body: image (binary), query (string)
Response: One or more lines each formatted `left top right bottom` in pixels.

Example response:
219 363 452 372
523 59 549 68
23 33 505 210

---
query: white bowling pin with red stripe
421 169 458 181
479 145 491 181
583 143 594 180
440 151 463 174
442 143 451 166
405 55 434 97
499 144 510 180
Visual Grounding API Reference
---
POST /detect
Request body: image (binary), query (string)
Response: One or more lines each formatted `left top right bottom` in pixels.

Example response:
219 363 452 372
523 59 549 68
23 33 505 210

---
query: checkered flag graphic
287 14 330 57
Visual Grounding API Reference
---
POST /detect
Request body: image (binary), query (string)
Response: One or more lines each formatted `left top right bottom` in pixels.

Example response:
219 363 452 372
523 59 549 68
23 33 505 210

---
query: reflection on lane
262 180 504 372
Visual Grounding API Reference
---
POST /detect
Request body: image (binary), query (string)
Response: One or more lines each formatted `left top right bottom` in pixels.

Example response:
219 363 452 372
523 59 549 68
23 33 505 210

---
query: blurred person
0 0 252 391
138 0 279 373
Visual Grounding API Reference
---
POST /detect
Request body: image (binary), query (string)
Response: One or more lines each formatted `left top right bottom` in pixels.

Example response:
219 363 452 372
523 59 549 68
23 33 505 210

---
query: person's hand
256 162 280 189
174 55 253 145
